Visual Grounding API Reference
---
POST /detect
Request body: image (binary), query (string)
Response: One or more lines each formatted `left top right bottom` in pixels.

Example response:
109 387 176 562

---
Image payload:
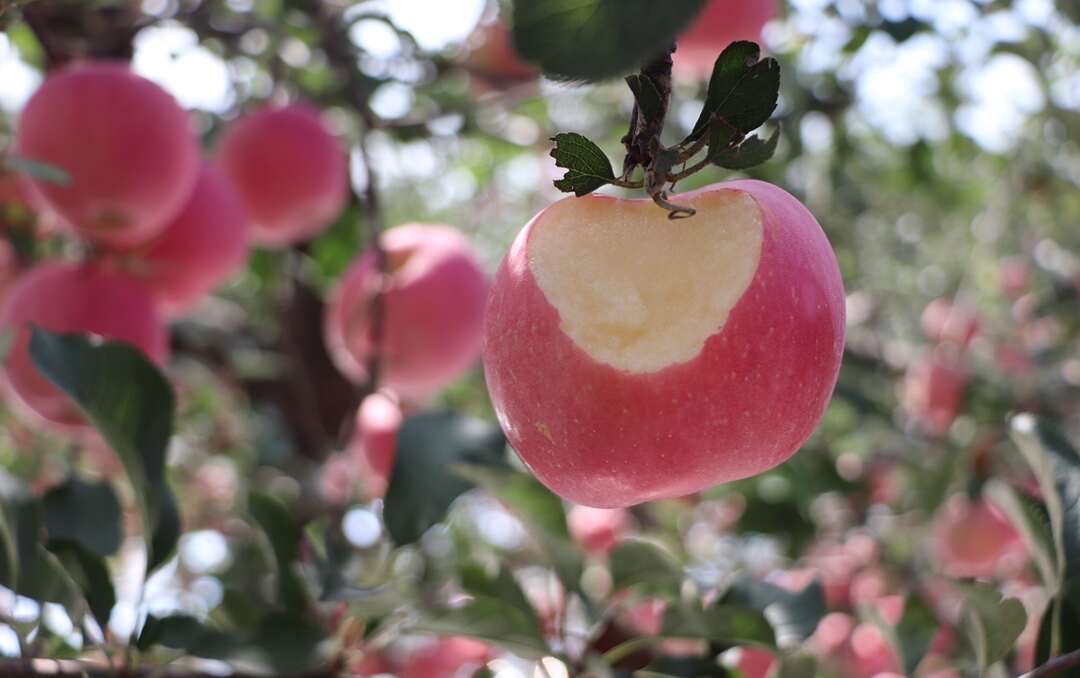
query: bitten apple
324 224 489 398
674 0 778 78
126 163 251 316
0 262 169 430
15 61 199 248
483 180 845 508
216 103 347 246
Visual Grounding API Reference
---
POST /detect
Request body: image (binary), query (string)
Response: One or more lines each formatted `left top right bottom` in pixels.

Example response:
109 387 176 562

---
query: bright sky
0 0 1074 156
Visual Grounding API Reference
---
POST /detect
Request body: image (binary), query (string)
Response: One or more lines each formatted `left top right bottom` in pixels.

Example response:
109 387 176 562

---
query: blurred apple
901 350 966 437
674 0 779 78
567 505 630 554
462 20 538 89
348 391 404 499
932 494 1026 579
920 298 979 348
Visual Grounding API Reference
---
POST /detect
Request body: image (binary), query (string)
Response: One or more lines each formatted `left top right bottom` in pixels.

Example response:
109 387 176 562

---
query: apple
462 20 538 88
483 180 845 508
932 494 1026 580
920 298 979 348
901 351 966 437
722 646 777 678
674 0 778 78
14 61 199 249
567 504 630 554
0 262 169 430
216 103 347 247
124 163 251 316
399 637 492 678
348 391 404 498
319 453 357 506
324 224 489 398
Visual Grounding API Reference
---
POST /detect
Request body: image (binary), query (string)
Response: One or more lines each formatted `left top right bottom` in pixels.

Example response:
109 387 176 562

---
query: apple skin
901 351 966 437
348 391 404 498
462 21 538 88
483 180 845 508
14 61 199 249
920 297 979 348
216 103 347 247
324 224 489 399
567 504 630 554
399 637 492 678
127 163 251 316
932 495 1026 580
0 262 169 430
674 0 779 78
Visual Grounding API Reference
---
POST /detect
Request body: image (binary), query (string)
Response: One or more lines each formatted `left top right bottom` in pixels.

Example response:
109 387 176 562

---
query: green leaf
42 478 122 558
774 653 818 678
661 601 776 647
0 495 38 590
383 411 506 545
711 128 780 171
550 133 616 197
984 480 1057 590
249 492 307 611
512 0 707 81
49 543 115 630
723 576 825 645
609 538 683 596
688 41 779 142
29 329 180 573
460 561 537 623
625 73 664 123
414 598 550 657
959 584 1027 673
2 155 70 186
454 465 584 595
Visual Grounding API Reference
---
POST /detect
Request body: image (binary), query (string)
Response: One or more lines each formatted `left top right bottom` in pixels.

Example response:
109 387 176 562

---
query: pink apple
324 224 489 398
348 391 404 498
15 61 199 248
932 494 1026 580
483 180 845 508
722 646 777 678
0 262 169 430
674 0 779 78
567 505 630 554
901 351 966 437
462 20 538 88
124 162 251 316
399 637 492 678
216 103 347 247
920 298 979 348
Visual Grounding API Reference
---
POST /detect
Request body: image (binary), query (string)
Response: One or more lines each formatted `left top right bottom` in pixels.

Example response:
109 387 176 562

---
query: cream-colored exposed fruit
484 180 845 507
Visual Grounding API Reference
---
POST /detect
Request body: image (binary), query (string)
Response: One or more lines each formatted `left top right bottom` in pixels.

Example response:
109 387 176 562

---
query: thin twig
1022 648 1080 678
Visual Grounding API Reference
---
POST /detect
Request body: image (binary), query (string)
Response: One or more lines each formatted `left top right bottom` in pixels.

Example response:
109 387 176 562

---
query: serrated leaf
711 128 780 171
550 133 616 197
249 492 306 611
661 601 776 647
723 576 825 646
513 0 707 81
688 41 779 142
625 73 664 123
610 538 683 596
413 598 549 658
42 478 122 558
29 329 180 573
383 411 506 545
959 584 1027 672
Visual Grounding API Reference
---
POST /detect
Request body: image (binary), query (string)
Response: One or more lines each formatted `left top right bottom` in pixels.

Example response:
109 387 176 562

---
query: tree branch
1023 648 1080 678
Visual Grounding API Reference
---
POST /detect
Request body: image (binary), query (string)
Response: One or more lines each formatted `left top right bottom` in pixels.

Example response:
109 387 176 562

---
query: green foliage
550 132 616 196
512 0 707 81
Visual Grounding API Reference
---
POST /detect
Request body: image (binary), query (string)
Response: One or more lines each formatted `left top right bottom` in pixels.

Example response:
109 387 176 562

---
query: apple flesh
324 224 489 399
126 163 251 316
15 61 199 249
216 103 347 247
0 262 169 430
674 0 778 78
483 180 845 508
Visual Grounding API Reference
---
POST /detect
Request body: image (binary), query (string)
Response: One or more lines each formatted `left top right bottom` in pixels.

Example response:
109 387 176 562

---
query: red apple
567 505 630 554
216 103 347 247
920 298 979 348
348 391 404 499
0 262 169 430
399 637 492 678
483 180 845 508
14 61 199 249
674 0 779 78
462 20 538 88
319 453 358 506
901 350 966 437
932 494 1026 580
722 646 777 678
124 163 251 316
324 224 489 399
